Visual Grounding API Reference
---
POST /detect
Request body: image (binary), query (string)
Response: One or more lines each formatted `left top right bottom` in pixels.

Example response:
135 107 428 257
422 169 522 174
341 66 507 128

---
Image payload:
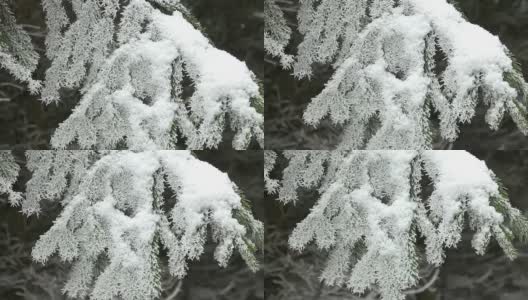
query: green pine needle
490 176 528 253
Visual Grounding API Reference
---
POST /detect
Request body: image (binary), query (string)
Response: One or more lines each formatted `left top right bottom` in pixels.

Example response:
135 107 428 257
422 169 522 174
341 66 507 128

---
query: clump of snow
409 0 517 140
421 150 507 264
422 150 500 209
154 11 263 149
159 151 244 240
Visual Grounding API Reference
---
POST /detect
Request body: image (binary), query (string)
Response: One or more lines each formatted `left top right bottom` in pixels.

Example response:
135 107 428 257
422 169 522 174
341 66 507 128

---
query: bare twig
164 280 182 300
404 268 440 295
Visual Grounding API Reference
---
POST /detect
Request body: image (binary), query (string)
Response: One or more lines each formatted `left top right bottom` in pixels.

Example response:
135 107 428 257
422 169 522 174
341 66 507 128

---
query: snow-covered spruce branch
264 0 294 68
265 150 528 300
0 1 41 93
264 150 279 194
37 0 262 150
1 150 263 300
0 151 22 205
265 0 528 149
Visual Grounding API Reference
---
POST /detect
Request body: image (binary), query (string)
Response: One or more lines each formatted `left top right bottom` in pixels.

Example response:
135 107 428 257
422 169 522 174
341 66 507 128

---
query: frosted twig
404 268 440 295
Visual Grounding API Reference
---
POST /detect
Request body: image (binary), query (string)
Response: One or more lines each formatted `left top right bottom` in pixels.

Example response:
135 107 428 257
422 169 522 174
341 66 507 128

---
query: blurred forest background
265 151 528 300
0 0 263 149
264 0 528 150
0 150 264 300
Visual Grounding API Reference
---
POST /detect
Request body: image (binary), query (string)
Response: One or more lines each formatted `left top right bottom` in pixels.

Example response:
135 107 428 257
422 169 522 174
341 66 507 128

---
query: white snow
153 11 262 149
423 151 498 196
159 151 243 230
422 151 501 214
422 150 504 228
410 0 516 98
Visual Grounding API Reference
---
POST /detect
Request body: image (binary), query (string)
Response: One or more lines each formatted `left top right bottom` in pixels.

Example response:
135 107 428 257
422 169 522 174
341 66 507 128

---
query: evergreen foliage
264 150 279 194
264 0 293 68
265 150 528 300
0 150 22 205
265 0 528 149
2 150 263 300
3 0 263 150
0 1 40 92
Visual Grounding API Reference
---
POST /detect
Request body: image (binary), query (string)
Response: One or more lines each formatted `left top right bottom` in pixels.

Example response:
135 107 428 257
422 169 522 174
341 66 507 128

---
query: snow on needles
155 11 263 149
421 151 506 263
422 150 501 223
160 151 245 241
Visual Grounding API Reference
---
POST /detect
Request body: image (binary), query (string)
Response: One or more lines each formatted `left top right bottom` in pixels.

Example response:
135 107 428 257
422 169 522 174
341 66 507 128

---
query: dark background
264 0 528 150
0 0 263 150
0 150 264 300
265 151 528 300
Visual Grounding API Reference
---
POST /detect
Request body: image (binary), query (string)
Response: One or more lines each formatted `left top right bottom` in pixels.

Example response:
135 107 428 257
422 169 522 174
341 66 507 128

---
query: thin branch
404 268 440 295
164 280 182 300
0 82 25 90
